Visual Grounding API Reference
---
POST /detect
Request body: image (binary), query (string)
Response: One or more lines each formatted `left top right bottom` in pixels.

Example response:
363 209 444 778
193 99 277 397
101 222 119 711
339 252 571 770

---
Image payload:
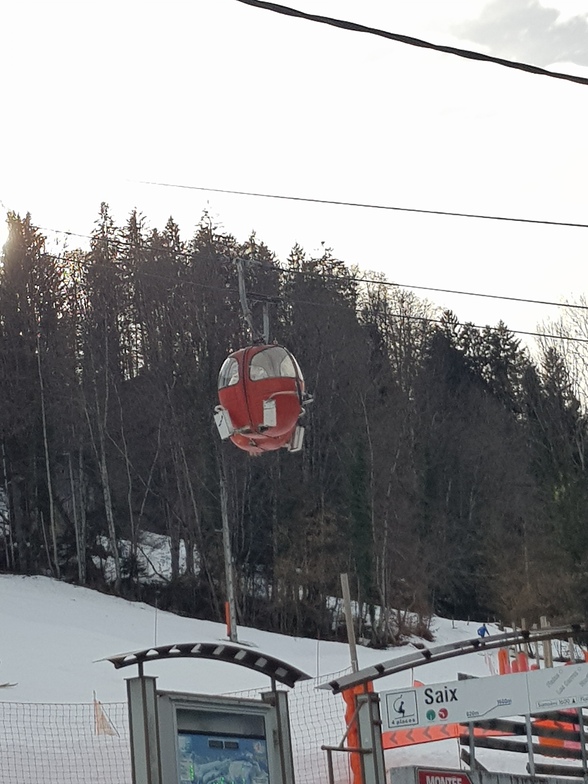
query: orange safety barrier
383 723 460 748
383 722 511 750
537 713 581 752
498 647 511 674
224 601 232 638
517 651 529 672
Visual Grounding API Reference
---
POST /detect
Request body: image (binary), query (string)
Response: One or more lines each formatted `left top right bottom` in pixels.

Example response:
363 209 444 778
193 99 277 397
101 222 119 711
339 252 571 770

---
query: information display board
177 731 270 784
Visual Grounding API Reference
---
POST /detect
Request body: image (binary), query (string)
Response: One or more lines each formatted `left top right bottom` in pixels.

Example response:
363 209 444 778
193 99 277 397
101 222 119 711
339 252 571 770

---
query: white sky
1 0 588 344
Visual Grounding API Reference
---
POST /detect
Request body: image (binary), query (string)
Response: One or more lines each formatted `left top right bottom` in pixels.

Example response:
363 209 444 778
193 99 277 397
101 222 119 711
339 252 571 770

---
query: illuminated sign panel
177 732 269 784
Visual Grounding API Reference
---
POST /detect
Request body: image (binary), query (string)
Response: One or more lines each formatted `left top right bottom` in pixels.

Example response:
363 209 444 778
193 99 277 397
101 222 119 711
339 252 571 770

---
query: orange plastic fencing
382 721 511 749
537 711 581 753
383 723 460 748
516 651 529 672
496 646 582 757
498 647 510 674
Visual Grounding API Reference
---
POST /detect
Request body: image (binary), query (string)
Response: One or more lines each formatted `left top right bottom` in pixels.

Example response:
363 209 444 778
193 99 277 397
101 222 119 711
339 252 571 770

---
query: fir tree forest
1 206 587 646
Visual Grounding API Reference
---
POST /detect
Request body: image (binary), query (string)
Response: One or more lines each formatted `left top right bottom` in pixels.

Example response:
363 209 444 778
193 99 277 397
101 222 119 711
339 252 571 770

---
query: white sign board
528 662 588 712
381 662 588 732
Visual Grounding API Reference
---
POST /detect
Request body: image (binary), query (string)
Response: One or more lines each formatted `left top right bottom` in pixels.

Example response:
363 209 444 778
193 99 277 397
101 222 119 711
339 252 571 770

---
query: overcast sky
1 0 587 344
457 0 588 66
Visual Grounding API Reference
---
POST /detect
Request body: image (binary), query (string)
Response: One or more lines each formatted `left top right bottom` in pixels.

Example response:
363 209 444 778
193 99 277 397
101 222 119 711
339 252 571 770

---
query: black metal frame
103 641 311 688
320 624 588 693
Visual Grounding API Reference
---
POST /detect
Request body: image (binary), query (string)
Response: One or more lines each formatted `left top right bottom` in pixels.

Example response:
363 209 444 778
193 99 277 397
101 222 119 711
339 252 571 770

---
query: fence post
127 674 162 784
356 692 386 784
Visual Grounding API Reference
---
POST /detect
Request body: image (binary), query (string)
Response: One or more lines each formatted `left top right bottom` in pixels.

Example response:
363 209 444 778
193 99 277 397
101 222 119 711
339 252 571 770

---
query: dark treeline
1 206 587 645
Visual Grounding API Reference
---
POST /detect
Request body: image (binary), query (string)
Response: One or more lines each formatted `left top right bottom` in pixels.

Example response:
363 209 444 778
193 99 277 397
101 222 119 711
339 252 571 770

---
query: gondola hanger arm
235 257 272 343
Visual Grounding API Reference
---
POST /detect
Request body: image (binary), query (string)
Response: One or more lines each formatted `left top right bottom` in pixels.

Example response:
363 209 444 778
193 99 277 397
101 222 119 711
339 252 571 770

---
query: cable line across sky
133 180 588 231
234 0 588 87
35 222 588 315
21 221 588 347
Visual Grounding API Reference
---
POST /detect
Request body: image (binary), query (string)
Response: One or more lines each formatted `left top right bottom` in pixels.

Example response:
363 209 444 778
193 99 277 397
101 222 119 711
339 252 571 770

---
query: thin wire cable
234 0 588 87
242 287 588 344
132 180 588 231
24 245 588 346
35 223 588 314
7 219 583 341
44 247 588 344
375 280 587 310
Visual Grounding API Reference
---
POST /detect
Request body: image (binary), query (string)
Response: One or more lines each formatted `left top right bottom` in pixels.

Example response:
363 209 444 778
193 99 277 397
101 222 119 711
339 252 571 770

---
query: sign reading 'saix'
423 686 458 705
382 662 588 732
383 671 529 730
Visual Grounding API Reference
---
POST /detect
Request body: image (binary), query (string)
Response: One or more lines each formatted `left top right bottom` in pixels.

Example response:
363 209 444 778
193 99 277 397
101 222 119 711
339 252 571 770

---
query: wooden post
531 623 541 666
220 469 238 643
521 618 531 657
540 616 553 667
510 620 518 668
341 573 359 673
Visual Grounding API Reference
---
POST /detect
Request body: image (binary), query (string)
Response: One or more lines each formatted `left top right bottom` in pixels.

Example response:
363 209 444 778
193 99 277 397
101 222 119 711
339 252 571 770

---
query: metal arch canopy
102 641 312 689
319 623 588 694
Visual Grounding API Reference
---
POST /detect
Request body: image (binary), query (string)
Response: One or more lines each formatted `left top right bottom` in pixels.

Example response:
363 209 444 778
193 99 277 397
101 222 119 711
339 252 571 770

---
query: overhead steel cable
8 220 585 342
234 0 588 87
35 223 588 314
377 281 587 311
25 248 588 345
32 247 588 343
132 180 588 231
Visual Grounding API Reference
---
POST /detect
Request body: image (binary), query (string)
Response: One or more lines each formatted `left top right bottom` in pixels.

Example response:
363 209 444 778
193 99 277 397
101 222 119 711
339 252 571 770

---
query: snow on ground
93 532 199 584
0 574 496 703
0 574 554 777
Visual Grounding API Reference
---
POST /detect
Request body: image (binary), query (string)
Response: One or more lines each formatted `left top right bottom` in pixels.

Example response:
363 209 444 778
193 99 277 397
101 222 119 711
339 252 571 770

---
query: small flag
93 692 119 736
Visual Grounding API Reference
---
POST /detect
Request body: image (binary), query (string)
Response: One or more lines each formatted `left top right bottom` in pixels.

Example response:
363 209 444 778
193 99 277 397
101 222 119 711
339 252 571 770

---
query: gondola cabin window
218 357 239 387
249 346 297 381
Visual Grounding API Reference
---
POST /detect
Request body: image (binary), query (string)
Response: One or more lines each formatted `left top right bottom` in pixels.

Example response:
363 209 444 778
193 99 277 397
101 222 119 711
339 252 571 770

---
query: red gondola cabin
214 344 306 455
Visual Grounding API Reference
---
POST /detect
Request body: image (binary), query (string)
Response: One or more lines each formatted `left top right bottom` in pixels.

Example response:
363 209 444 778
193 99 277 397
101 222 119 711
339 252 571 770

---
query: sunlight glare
0 212 9 254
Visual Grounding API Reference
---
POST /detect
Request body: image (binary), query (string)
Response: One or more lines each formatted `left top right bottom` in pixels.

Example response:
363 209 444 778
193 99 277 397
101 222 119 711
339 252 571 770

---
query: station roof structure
103 641 312 689
320 623 588 694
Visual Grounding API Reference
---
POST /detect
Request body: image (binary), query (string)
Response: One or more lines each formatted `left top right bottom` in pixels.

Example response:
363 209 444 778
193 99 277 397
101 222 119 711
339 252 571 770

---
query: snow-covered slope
0 574 497 703
0 574 525 776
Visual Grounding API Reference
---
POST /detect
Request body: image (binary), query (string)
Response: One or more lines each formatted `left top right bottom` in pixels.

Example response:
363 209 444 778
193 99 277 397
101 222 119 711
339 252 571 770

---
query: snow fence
0 669 352 784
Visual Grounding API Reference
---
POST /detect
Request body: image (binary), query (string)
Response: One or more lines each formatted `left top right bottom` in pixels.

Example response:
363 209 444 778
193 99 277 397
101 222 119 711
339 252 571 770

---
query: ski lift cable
27 225 588 315
5 226 588 343
7 256 588 345
233 0 588 88
132 180 588 232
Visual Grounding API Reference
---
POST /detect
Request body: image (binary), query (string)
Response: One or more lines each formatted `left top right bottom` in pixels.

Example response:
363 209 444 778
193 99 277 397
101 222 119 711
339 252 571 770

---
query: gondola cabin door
214 344 306 455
